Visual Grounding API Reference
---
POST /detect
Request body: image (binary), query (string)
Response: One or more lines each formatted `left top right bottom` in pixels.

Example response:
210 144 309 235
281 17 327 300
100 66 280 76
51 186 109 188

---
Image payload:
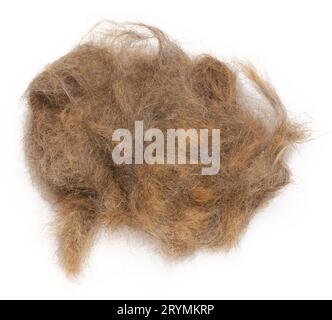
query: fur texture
24 22 304 275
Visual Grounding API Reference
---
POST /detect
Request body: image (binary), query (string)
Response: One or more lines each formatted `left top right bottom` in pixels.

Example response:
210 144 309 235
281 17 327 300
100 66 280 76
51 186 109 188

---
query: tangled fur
24 22 304 275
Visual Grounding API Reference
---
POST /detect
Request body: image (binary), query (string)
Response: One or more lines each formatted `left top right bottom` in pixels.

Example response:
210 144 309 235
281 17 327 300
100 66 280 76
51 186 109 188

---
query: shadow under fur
24 22 305 275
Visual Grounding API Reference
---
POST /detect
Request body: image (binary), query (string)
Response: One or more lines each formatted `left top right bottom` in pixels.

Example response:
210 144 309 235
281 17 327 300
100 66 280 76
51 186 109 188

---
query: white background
0 0 331 300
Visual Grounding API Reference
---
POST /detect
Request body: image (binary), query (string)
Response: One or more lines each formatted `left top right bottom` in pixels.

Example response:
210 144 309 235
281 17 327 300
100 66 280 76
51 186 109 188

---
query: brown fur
24 22 304 275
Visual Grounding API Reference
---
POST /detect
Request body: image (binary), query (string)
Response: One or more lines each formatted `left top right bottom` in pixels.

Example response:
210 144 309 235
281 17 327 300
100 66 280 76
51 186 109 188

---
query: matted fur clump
24 22 304 275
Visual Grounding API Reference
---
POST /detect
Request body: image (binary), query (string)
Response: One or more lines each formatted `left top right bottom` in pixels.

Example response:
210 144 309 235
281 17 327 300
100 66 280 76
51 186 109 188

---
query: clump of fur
24 22 304 275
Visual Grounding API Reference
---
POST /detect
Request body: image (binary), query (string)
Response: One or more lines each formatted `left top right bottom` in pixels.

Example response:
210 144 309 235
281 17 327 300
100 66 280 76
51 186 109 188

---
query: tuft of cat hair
24 22 305 276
